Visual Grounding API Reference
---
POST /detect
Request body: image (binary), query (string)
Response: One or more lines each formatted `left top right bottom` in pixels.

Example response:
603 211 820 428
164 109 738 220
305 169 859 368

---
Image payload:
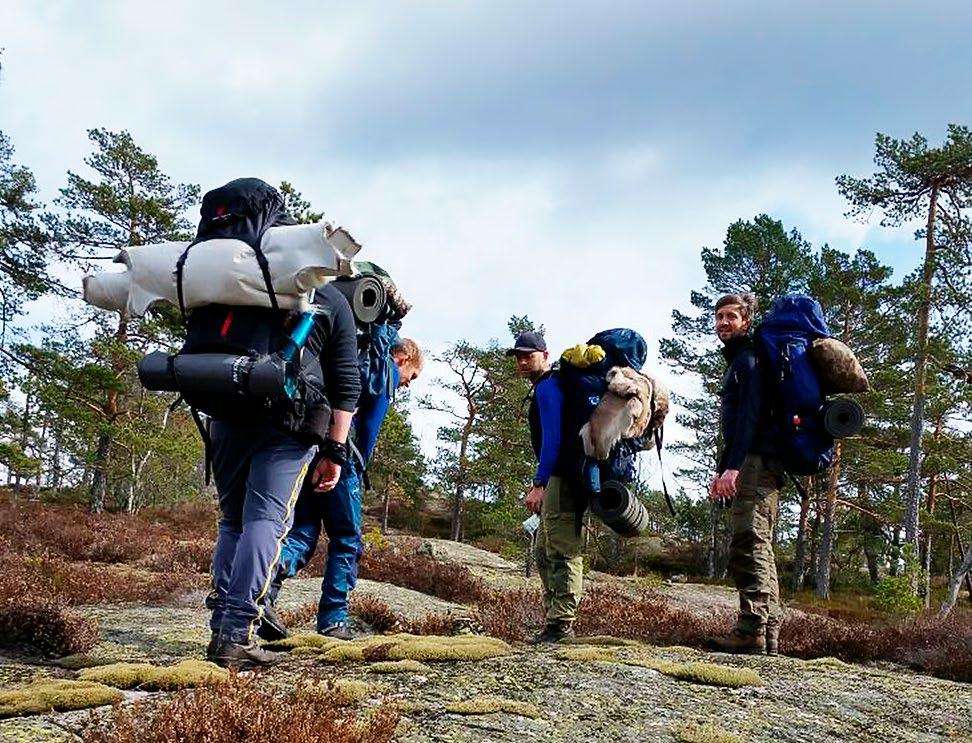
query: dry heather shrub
473 587 545 642
351 595 401 632
82 673 400 743
0 679 123 718
402 612 462 636
358 542 488 604
0 550 205 606
0 595 98 658
781 611 972 682
574 586 729 645
278 602 318 628
138 539 214 574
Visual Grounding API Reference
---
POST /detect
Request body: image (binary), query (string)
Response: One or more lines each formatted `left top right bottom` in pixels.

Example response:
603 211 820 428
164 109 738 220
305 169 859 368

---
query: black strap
653 427 676 517
174 240 199 323
251 242 279 312
189 407 212 486
788 472 809 501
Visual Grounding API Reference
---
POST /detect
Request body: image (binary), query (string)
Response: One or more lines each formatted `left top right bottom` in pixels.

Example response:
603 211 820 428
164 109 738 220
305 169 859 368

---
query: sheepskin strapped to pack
557 329 670 490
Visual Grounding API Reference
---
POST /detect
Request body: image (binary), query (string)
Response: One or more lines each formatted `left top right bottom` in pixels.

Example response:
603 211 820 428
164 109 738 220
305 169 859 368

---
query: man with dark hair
707 293 783 656
266 337 424 640
509 331 582 644
206 280 361 669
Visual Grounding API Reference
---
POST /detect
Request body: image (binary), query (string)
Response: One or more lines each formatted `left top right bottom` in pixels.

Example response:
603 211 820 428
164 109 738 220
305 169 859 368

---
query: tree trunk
88 314 128 513
939 544 972 619
88 432 112 514
903 186 939 547
450 408 475 542
792 483 810 592
815 443 841 600
920 473 939 608
381 485 391 533
948 500 972 602
706 504 718 579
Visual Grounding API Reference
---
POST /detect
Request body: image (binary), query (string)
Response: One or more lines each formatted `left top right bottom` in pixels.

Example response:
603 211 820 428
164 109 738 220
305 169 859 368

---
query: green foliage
873 545 924 617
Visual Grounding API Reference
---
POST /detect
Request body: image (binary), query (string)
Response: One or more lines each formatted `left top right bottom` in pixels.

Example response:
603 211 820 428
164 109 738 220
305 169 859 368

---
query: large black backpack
138 179 330 445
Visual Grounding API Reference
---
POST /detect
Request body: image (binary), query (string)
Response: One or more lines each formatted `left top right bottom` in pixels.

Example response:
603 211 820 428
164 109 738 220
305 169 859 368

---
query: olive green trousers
728 454 782 635
533 476 585 623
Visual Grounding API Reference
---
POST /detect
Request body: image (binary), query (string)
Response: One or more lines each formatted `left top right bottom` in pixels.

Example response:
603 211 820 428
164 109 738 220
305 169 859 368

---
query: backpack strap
188 407 213 486
653 427 676 517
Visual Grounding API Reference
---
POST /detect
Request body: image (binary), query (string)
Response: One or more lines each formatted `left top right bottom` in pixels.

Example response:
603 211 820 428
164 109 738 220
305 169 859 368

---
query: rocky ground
1 540 969 742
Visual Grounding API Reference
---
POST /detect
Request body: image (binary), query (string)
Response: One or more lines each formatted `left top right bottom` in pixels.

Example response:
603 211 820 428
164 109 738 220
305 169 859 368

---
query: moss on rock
368 659 433 674
0 679 123 718
624 658 762 688
554 646 619 663
78 659 227 690
673 721 745 743
446 696 540 719
274 633 512 664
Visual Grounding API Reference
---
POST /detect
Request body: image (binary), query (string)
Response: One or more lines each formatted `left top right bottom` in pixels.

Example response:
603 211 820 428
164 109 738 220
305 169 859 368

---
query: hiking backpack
557 329 666 484
753 294 835 476
137 178 330 442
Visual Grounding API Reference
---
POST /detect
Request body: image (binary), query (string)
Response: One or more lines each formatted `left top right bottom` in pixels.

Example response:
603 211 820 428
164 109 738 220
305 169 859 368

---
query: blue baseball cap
506 331 547 356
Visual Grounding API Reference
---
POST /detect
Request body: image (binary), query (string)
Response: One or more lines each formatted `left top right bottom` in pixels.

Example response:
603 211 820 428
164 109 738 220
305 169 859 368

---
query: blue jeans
207 422 317 644
277 457 363 629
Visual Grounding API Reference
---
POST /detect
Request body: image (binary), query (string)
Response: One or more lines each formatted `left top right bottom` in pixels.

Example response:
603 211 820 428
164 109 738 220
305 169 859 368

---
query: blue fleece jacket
355 364 399 464
533 374 563 486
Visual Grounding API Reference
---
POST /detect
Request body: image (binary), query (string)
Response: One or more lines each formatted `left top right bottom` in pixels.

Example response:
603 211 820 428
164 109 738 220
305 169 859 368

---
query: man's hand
525 485 545 514
711 469 739 502
312 458 341 492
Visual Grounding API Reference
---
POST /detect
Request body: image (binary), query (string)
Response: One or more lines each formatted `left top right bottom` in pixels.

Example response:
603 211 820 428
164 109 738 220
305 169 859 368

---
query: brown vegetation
83 673 399 743
358 539 489 604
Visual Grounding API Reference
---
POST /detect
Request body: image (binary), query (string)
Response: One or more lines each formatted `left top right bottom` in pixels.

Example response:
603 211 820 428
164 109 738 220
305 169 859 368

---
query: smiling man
707 293 784 656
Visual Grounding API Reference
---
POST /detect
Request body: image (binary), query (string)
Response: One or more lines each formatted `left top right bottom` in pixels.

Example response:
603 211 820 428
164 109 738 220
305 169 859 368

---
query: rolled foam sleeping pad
823 397 864 438
589 480 650 538
332 275 387 324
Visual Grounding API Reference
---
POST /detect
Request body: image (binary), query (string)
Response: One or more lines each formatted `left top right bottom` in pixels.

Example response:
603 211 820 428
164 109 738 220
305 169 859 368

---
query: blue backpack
754 294 834 476
558 328 649 486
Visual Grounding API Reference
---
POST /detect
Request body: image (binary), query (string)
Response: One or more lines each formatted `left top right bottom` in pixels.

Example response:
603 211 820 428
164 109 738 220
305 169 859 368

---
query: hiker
265 337 424 640
204 278 361 667
706 293 783 656
510 331 581 644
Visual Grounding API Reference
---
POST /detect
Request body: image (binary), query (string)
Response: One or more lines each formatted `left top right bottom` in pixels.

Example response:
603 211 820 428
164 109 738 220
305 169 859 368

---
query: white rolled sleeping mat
82 222 361 318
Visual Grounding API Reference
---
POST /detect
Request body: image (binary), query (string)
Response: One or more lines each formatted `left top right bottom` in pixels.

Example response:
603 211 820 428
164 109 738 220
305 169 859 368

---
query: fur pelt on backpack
580 366 669 461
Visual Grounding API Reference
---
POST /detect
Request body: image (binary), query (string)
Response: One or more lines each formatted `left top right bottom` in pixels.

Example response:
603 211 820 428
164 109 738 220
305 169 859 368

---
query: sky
2 1 970 494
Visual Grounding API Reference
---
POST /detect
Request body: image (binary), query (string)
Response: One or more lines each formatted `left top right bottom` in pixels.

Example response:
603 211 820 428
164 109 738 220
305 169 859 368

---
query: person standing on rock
206 281 362 669
511 331 582 644
265 337 424 640
706 293 783 656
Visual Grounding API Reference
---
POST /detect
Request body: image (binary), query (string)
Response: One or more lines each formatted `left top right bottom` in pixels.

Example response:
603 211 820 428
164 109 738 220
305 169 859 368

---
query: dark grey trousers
207 421 317 644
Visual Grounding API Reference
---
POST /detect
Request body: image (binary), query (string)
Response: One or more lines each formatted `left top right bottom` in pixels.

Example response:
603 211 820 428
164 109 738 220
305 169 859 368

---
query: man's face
715 304 750 343
393 355 421 388
513 350 548 380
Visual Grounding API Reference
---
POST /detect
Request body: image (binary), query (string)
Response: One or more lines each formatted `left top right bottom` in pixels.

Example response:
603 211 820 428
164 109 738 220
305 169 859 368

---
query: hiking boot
706 628 765 655
765 624 780 657
211 639 283 669
528 621 575 645
205 632 219 660
256 600 289 642
318 622 354 641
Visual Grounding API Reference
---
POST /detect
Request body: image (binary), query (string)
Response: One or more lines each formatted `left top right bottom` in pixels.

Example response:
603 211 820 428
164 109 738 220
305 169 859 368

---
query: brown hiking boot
211 638 283 669
765 624 779 656
256 600 289 642
528 621 575 645
206 632 219 660
706 628 765 655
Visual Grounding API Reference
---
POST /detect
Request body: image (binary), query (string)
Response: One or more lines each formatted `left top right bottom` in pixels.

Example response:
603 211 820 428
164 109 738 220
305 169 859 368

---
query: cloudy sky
2 1 970 489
